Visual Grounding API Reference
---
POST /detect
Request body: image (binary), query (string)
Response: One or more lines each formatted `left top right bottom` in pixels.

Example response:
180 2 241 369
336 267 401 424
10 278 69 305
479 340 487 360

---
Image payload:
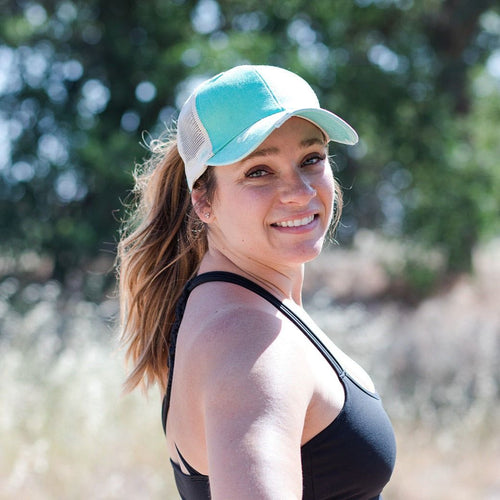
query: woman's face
205 117 335 272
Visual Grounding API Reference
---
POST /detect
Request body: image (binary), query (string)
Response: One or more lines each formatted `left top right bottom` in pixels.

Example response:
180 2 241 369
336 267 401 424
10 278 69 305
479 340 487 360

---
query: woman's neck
198 248 305 305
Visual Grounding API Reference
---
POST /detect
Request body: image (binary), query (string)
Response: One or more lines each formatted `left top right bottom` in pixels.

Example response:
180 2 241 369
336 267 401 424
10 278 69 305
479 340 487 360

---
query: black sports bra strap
175 444 203 476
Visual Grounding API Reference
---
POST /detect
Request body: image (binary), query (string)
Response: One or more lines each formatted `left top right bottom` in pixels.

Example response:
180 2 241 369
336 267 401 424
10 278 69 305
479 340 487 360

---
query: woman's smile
271 213 318 229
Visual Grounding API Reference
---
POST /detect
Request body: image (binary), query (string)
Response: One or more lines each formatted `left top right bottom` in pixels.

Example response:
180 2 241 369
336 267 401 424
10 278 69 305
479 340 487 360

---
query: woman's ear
191 189 213 222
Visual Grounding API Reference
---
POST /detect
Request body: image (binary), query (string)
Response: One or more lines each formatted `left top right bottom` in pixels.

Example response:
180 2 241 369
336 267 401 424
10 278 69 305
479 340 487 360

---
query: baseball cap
177 65 358 190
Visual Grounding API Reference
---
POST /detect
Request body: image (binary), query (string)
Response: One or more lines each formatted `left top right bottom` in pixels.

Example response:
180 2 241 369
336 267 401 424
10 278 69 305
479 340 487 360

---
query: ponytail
117 133 210 393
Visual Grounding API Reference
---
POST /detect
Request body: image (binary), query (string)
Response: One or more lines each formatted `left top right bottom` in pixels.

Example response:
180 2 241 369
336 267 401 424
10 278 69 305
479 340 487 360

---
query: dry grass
1 232 499 499
386 425 500 500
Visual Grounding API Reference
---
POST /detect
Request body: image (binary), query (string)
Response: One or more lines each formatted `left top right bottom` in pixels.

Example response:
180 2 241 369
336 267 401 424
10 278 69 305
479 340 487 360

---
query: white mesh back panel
177 94 213 189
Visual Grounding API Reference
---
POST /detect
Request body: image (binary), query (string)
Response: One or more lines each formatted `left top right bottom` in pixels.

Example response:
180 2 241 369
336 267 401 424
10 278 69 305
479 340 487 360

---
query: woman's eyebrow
301 137 327 148
242 146 280 162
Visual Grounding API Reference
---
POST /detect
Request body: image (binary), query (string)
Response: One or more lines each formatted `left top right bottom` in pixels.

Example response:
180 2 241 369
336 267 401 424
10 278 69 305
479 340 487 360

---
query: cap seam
254 67 286 113
207 69 285 159
207 68 286 160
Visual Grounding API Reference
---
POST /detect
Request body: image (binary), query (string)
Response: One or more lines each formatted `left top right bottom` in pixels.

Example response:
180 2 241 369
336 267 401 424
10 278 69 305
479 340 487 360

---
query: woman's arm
199 307 312 500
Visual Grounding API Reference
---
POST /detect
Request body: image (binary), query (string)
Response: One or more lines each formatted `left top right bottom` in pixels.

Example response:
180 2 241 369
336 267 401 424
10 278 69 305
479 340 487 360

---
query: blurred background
1 0 499 498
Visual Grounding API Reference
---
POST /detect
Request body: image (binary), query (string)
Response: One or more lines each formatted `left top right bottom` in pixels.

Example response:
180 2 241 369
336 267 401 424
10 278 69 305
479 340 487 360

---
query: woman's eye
246 168 268 178
303 154 325 167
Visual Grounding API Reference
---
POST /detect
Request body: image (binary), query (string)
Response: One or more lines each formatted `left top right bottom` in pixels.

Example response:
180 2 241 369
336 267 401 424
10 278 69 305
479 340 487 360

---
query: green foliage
1 0 499 291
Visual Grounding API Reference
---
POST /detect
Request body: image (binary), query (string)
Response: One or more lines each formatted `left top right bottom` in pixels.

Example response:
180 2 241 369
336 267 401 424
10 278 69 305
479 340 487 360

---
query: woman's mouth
272 214 316 228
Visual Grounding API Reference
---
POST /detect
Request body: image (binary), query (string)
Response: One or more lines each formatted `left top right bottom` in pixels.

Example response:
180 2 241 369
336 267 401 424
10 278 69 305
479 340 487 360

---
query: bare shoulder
179 280 312 405
181 280 286 353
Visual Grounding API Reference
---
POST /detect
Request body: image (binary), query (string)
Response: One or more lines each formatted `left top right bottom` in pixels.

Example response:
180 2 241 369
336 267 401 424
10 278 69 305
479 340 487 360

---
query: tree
1 0 499 293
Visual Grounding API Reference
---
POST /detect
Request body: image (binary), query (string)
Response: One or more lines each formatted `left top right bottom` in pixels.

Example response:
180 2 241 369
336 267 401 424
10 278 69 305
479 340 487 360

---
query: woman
118 65 396 499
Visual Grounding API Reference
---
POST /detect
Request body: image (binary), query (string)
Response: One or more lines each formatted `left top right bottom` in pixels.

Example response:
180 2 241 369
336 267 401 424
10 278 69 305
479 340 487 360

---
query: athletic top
162 272 396 500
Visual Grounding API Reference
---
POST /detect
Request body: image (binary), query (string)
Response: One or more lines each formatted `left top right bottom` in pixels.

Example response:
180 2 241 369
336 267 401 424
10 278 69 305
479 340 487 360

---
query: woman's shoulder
183 277 280 332
183 281 286 359
179 280 311 396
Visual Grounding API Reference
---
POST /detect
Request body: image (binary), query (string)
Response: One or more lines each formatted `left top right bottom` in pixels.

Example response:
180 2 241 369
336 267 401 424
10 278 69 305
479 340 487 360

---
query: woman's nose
279 171 316 203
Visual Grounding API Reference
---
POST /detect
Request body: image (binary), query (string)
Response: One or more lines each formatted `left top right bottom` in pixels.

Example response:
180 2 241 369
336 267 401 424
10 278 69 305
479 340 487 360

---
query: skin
166 118 375 499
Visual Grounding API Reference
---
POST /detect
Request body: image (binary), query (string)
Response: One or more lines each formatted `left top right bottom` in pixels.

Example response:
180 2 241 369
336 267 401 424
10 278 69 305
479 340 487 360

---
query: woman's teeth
274 215 315 227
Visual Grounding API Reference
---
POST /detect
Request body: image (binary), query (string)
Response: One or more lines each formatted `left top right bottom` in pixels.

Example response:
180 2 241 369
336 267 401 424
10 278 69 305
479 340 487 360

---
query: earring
204 213 210 219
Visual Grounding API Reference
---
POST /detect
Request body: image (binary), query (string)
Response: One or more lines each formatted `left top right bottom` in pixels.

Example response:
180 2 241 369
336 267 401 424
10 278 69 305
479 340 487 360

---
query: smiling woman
117 65 396 500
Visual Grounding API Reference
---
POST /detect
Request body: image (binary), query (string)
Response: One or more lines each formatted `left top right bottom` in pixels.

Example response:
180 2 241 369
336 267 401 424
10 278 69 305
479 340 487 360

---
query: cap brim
207 108 358 167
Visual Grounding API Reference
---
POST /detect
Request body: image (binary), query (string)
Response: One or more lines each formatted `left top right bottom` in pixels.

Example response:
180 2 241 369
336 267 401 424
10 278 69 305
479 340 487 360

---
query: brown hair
117 132 215 393
117 132 342 394
329 159 344 242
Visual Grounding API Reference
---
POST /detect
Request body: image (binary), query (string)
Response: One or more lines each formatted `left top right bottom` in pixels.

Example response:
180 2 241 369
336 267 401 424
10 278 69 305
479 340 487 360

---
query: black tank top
162 272 396 500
